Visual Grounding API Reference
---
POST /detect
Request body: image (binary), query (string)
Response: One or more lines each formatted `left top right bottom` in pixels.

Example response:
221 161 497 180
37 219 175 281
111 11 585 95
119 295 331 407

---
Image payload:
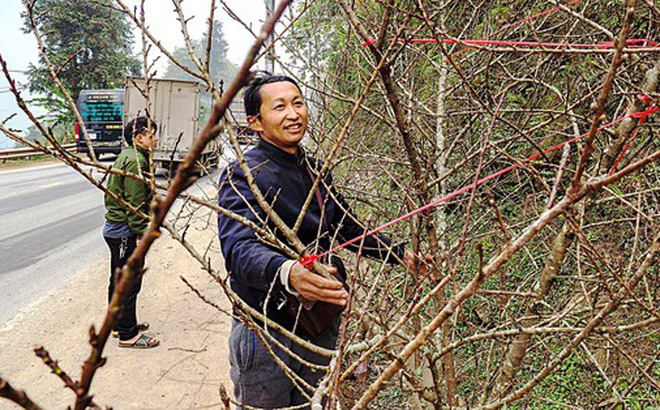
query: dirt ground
0 208 233 409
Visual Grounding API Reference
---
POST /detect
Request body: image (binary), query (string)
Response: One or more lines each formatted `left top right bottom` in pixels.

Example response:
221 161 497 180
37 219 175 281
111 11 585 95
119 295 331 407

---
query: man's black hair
243 72 303 117
123 116 158 145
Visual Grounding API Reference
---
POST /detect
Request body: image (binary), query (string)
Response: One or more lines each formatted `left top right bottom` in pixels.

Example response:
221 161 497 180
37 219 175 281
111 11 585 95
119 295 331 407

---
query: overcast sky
0 0 269 148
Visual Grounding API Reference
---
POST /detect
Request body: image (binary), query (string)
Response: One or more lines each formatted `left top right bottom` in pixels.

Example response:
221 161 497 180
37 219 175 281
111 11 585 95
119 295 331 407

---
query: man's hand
289 262 348 306
403 249 432 276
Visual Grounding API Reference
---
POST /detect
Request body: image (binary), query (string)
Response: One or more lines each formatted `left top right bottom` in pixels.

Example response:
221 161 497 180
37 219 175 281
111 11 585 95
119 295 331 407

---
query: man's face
250 81 308 154
135 127 158 152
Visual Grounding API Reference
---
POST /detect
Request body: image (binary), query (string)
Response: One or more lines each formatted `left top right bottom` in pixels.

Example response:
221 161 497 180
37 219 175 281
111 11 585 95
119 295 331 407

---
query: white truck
124 76 220 172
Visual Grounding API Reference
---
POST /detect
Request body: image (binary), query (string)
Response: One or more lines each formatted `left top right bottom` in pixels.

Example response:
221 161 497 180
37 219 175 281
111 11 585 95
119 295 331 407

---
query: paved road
0 159 225 330
0 162 112 328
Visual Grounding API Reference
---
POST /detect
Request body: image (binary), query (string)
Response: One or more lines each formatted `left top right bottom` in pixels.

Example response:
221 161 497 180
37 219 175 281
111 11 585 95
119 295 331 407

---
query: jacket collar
257 138 306 167
136 146 150 158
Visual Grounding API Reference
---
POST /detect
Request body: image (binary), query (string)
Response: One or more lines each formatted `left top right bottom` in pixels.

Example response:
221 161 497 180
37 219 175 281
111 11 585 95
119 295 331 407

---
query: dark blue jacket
217 140 403 329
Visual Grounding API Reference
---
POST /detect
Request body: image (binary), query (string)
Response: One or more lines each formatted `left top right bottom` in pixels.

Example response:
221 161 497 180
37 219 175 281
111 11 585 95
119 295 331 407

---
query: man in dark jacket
217 73 414 408
103 116 159 349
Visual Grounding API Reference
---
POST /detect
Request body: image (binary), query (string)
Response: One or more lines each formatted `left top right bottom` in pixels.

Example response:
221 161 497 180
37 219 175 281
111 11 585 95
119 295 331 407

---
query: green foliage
23 0 140 127
285 2 344 82
283 1 660 407
22 121 71 146
163 19 237 125
24 125 47 145
163 20 237 87
537 355 602 404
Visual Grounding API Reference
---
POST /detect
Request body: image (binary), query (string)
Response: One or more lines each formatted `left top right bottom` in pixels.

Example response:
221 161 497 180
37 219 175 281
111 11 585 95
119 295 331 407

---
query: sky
0 0 269 148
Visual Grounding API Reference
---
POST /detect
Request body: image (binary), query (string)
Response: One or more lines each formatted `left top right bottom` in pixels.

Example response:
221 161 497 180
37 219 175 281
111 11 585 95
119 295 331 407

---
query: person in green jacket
103 116 160 349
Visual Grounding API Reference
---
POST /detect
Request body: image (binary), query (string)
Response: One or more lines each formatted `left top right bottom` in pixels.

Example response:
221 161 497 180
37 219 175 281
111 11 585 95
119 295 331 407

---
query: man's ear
247 115 263 133
135 132 150 148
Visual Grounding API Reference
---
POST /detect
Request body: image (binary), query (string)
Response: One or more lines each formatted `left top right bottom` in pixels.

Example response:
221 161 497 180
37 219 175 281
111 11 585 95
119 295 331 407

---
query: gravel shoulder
0 208 233 409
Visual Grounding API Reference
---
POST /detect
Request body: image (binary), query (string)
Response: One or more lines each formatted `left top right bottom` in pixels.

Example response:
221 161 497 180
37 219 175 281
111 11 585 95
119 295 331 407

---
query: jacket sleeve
122 153 151 236
329 184 405 263
217 166 288 291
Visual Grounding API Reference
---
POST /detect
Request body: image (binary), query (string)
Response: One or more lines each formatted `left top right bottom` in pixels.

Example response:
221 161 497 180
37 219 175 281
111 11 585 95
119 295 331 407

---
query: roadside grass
0 154 61 170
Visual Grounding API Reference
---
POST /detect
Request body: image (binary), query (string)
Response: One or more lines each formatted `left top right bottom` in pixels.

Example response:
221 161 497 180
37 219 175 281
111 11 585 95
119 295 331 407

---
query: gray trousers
229 319 338 409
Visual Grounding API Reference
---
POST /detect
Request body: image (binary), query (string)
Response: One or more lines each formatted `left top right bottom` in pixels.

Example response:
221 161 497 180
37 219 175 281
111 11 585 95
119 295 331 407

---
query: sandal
112 322 150 338
118 333 160 349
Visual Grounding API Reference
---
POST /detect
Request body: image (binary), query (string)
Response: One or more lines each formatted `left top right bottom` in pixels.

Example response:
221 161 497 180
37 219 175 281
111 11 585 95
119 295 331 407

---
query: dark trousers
229 319 338 409
104 235 142 341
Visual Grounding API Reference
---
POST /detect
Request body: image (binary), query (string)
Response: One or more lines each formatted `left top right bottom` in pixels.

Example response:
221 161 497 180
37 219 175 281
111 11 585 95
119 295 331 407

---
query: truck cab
75 89 124 159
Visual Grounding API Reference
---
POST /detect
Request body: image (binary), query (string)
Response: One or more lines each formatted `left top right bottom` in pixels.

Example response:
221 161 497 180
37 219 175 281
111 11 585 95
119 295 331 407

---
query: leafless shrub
1 0 659 409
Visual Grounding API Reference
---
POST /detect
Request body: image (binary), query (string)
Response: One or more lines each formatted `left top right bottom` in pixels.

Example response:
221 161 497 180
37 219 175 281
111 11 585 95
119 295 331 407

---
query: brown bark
489 223 574 400
0 378 43 410
338 0 460 404
482 231 659 409
491 54 660 401
73 2 294 409
350 144 660 409
601 62 660 173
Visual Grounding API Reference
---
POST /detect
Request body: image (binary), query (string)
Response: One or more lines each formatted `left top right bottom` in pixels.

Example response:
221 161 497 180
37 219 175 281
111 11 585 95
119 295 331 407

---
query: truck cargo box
124 76 219 172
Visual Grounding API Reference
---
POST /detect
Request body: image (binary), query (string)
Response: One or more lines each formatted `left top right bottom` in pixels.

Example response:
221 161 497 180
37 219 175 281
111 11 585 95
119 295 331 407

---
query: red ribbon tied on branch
298 95 657 269
299 254 319 268
609 94 658 174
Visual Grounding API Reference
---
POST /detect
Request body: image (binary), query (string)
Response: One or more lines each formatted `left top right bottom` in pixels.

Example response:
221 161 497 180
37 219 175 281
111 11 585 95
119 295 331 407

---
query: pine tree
163 20 237 87
23 0 140 118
